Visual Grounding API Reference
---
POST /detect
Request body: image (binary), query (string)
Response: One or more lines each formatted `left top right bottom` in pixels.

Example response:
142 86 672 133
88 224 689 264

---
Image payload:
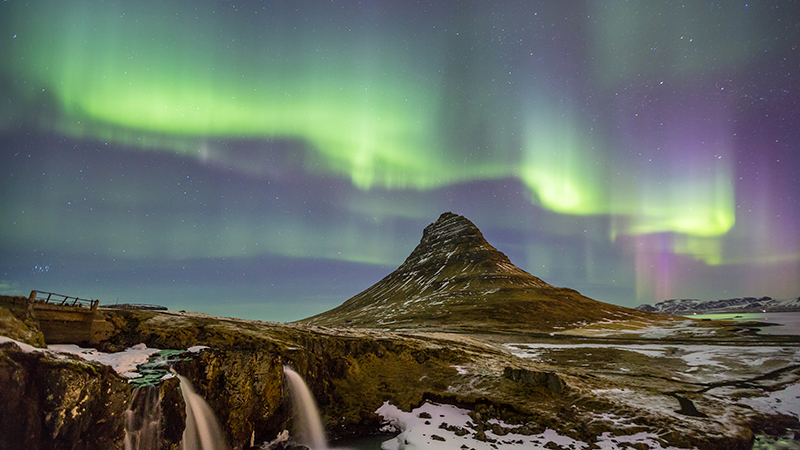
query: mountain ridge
302 212 657 332
637 296 800 314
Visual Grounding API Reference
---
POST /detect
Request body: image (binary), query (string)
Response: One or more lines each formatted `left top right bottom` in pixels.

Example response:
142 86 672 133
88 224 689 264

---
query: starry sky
1 0 798 322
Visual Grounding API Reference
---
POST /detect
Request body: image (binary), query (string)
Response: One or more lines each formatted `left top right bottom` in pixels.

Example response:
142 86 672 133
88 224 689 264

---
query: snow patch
595 431 689 450
48 343 161 378
739 383 800 418
451 365 468 375
507 343 800 376
0 335 38 352
376 401 587 450
1 337 163 379
375 401 696 449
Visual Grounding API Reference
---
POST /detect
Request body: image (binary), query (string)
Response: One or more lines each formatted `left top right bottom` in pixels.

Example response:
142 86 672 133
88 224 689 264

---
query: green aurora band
1 1 738 264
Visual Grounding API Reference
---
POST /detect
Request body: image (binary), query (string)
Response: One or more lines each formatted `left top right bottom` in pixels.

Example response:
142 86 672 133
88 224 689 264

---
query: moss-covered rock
0 304 46 348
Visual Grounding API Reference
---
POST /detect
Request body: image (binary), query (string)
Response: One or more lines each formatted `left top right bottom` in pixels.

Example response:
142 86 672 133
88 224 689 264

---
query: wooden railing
29 290 99 310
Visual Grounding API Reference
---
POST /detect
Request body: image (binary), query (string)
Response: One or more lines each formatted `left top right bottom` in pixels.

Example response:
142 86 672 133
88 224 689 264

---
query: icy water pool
686 311 800 335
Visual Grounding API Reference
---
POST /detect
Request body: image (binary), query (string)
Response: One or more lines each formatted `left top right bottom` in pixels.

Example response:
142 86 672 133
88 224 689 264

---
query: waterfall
124 386 161 450
120 348 228 450
283 366 328 450
123 375 229 450
176 374 230 450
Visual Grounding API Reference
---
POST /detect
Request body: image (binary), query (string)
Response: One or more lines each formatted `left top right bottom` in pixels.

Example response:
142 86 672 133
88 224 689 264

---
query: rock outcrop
0 342 130 450
0 306 44 348
503 367 566 394
303 212 659 332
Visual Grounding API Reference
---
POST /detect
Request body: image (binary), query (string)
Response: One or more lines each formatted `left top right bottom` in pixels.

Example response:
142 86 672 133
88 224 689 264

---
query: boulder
503 367 566 394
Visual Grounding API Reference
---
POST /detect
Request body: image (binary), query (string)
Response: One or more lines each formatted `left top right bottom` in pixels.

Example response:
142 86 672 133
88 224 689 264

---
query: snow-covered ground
506 341 800 420
375 401 691 450
0 335 162 378
0 335 38 352
739 383 800 419
507 343 799 374
49 343 161 378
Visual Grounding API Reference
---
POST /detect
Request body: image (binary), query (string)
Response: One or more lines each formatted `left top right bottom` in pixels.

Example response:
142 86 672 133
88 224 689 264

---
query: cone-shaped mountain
303 212 651 332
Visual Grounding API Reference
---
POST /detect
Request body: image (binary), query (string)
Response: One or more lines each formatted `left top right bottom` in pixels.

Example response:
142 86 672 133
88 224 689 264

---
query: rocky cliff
303 212 658 332
86 309 474 446
0 298 46 348
87 305 800 449
4 304 797 450
0 342 130 450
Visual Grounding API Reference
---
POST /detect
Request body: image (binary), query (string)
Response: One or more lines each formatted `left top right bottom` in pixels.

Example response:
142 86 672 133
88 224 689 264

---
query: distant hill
302 212 659 333
636 297 800 315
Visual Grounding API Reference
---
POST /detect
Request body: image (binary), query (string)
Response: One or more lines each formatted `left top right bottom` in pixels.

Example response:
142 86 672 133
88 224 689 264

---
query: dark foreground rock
0 342 130 450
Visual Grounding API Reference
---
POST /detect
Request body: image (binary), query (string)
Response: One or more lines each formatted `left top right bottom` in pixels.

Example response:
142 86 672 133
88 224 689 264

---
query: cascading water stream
122 352 328 450
122 348 229 450
124 386 162 450
283 366 328 450
176 373 230 450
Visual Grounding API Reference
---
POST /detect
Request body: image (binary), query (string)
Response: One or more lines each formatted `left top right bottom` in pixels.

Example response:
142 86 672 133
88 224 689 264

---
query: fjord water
283 366 328 450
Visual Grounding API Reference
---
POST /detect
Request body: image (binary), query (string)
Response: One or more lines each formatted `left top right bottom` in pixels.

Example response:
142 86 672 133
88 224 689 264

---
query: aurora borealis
1 0 797 321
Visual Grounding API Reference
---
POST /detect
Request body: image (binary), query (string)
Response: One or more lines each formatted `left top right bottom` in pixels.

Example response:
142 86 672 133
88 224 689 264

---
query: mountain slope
302 212 656 332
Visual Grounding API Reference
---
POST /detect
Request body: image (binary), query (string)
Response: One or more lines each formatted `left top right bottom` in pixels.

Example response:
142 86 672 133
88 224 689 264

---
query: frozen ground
0 336 165 378
506 339 800 425
0 335 38 352
49 343 161 378
739 383 800 419
376 401 691 450
507 342 800 383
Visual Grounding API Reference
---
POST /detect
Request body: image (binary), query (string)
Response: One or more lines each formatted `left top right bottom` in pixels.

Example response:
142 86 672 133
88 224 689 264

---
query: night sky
1 1 798 322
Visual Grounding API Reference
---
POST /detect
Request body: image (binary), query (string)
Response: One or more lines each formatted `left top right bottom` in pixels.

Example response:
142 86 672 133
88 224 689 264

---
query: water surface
685 311 800 335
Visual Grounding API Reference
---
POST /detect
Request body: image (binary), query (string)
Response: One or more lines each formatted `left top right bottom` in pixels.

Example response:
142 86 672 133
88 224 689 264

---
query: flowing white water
124 386 162 450
283 366 328 450
122 373 229 450
176 374 230 450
